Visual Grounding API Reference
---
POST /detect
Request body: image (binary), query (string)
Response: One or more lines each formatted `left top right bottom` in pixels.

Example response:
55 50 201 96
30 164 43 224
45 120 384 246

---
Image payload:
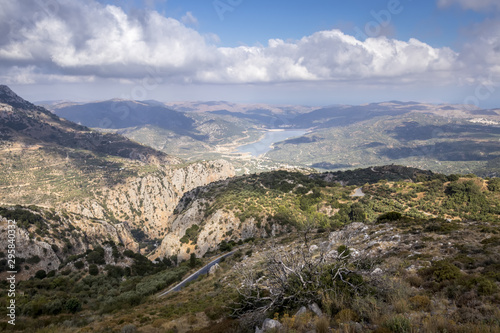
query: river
237 129 308 157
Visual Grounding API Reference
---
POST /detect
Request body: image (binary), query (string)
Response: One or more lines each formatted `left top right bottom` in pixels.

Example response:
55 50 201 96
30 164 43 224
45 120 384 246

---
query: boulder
262 318 282 331
308 303 322 317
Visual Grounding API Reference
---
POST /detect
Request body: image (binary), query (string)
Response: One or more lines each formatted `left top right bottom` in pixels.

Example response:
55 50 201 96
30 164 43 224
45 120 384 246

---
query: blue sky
1 0 499 107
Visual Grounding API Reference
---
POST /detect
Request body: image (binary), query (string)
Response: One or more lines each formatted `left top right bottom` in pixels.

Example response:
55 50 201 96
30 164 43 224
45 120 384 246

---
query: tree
65 297 82 313
488 178 500 192
88 264 99 276
349 203 366 222
189 253 196 268
35 269 47 279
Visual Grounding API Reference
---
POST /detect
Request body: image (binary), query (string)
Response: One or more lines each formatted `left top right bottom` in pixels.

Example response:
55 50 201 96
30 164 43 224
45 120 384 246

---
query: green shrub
88 264 99 276
74 261 84 269
430 260 461 282
35 270 47 279
377 211 402 222
383 315 411 333
65 297 82 313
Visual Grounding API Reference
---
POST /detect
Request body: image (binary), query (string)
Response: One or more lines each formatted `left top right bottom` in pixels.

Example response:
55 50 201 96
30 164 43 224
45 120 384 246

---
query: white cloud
181 11 198 26
437 0 500 11
0 0 493 88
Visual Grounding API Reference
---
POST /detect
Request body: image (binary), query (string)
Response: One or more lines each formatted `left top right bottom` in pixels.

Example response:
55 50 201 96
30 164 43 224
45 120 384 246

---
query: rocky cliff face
66 160 235 239
152 201 288 263
0 215 139 281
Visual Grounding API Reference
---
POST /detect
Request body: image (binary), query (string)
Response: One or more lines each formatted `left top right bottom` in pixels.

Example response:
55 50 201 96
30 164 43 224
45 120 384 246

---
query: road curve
157 250 236 297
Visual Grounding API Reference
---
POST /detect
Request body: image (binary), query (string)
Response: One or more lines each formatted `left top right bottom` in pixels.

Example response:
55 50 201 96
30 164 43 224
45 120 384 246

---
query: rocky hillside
152 165 500 263
0 86 235 279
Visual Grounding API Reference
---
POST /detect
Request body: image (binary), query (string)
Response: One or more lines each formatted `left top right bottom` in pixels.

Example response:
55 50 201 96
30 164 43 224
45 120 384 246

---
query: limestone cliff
0 215 138 280
66 160 235 238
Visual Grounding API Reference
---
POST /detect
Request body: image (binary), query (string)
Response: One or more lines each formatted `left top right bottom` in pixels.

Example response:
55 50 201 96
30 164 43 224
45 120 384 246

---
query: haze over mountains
45 96 500 176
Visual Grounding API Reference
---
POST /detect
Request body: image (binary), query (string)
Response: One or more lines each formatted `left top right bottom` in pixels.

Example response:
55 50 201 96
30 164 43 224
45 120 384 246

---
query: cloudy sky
1 0 499 107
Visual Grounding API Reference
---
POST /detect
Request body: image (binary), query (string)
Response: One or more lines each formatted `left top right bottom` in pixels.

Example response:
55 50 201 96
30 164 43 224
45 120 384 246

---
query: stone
309 244 319 252
295 306 307 317
371 268 383 275
308 303 322 317
209 263 220 275
262 318 282 331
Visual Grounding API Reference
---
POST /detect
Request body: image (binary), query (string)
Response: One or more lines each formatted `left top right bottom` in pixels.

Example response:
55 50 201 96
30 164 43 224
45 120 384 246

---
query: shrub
88 264 99 276
409 295 431 311
74 261 84 269
26 255 41 264
431 260 461 282
377 211 402 222
34 270 47 279
334 308 358 324
87 247 105 265
65 297 82 313
382 315 411 333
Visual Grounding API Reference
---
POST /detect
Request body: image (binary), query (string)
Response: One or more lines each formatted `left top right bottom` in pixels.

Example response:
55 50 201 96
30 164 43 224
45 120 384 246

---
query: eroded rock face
0 218 60 281
0 215 139 280
68 160 235 238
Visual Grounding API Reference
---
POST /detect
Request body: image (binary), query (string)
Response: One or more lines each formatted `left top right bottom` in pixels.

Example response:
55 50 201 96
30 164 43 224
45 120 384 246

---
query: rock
308 303 322 317
209 263 220 275
309 244 319 252
121 324 137 333
371 268 383 275
262 318 282 331
295 306 307 317
255 326 263 333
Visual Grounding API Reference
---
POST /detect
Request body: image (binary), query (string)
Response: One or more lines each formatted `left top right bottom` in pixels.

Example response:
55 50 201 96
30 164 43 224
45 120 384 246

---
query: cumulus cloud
437 0 500 11
0 0 491 87
181 11 198 26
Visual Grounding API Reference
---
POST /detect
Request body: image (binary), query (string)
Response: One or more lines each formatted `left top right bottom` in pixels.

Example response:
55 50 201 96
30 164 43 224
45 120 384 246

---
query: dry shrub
406 274 423 288
391 296 409 314
281 312 314 332
351 296 381 324
422 315 457 333
409 295 431 311
316 316 330 333
334 309 358 324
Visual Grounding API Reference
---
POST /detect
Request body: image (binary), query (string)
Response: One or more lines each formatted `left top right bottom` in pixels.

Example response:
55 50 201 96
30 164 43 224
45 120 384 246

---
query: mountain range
1 85 500 332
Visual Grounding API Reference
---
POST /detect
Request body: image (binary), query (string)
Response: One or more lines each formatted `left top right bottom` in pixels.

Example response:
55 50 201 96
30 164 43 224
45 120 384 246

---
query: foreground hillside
0 86 235 279
2 166 500 332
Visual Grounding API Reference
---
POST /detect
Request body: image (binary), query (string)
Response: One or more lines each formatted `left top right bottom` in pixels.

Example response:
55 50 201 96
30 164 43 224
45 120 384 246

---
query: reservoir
237 129 307 156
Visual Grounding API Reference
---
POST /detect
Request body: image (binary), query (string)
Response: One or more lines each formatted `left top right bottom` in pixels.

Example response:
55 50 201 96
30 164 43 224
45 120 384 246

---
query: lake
237 129 308 157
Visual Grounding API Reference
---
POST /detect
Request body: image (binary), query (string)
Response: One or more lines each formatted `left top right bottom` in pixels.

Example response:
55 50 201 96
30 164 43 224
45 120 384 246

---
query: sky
0 0 499 107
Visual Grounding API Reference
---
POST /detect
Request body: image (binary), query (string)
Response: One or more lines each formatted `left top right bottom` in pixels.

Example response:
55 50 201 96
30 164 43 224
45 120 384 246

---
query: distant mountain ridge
0 85 172 163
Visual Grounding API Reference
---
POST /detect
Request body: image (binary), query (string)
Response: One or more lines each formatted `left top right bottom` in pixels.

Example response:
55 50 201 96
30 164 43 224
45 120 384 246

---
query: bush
34 270 47 279
377 211 402 222
382 315 411 333
74 261 84 269
26 255 41 264
65 297 82 313
87 247 105 265
431 260 461 282
88 264 99 276
409 295 431 311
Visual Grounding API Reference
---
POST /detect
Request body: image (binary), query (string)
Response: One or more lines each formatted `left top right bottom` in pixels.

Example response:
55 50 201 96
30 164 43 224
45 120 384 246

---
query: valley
1 86 500 332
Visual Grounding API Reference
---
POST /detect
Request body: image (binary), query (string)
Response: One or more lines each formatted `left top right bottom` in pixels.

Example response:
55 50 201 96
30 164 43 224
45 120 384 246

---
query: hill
2 165 500 332
49 98 500 175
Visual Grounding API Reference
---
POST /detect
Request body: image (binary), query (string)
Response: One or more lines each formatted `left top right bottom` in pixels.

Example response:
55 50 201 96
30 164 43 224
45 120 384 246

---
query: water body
237 129 308 157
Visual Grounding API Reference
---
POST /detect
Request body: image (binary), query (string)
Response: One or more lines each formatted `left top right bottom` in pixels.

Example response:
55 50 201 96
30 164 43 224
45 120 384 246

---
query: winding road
157 250 236 297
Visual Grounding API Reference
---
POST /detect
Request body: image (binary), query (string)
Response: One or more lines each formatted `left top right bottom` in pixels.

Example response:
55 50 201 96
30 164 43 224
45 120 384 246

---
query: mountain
46 98 500 176
53 99 197 135
0 86 235 281
0 85 171 163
